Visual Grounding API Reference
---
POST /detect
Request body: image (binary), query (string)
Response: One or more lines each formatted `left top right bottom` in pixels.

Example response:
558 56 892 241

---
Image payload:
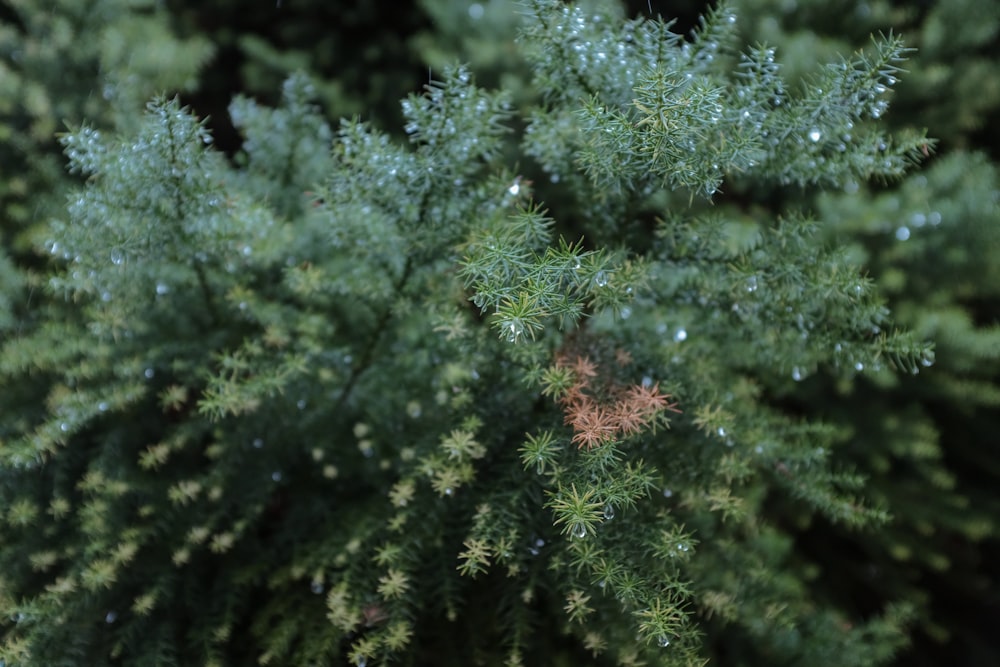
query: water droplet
60 422 69 432
272 471 282 482
745 275 758 292
310 580 324 594
111 249 124 265
468 2 484 19
507 181 520 196
105 611 117 624
673 328 687 342
716 427 727 438
528 537 544 556
594 271 608 288
356 658 367 667
297 399 307 410
156 283 169 295
603 504 615 521
808 129 822 142
572 524 587 539
407 400 422 418
854 362 864 371
895 226 910 241
663 489 673 498
506 321 524 343
657 634 671 648
144 368 155 379
444 487 454 496
677 542 689 552
253 438 264 449
98 402 109 412
792 366 804 381
928 211 942 225
921 351 935 367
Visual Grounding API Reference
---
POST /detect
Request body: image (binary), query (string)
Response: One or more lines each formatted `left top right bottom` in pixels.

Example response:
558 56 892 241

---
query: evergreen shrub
3 1 974 666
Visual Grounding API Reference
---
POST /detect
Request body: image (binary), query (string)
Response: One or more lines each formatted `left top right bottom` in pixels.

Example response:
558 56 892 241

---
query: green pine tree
2 1 967 666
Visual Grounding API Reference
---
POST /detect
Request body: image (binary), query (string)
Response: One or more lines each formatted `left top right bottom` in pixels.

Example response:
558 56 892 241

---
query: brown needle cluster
557 354 680 450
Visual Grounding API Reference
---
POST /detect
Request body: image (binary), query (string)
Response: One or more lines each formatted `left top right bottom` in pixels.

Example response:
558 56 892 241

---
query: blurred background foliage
1 0 997 664
0 0 212 255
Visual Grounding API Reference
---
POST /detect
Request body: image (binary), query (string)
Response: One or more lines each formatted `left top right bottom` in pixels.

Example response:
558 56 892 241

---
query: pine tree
0 1 949 666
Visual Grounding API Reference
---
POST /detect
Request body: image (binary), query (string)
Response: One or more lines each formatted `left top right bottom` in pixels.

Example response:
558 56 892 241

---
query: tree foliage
5 1 993 666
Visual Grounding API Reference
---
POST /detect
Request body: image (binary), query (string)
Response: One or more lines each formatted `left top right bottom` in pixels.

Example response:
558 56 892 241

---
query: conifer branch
333 255 414 411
